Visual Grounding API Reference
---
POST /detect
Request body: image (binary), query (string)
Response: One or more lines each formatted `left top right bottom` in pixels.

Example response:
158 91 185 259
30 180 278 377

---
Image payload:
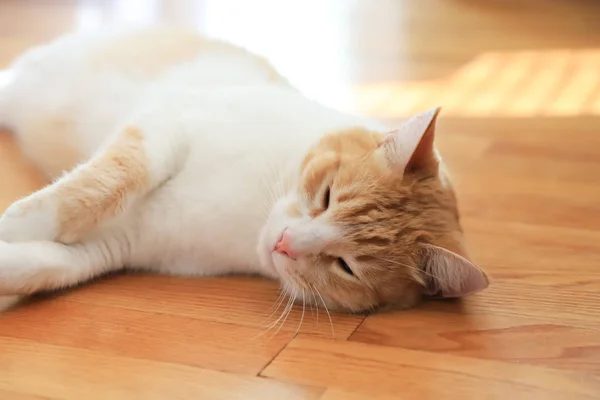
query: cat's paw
0 241 24 298
0 192 58 243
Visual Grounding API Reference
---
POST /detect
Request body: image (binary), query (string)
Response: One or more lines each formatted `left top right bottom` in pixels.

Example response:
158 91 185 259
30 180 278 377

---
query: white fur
0 187 60 243
0 28 389 301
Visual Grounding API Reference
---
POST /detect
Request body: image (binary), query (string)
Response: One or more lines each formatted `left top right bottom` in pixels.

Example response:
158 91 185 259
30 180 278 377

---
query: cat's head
258 107 489 313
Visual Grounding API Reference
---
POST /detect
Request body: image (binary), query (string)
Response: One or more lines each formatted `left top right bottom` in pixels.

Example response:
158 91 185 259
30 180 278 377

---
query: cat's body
0 28 488 313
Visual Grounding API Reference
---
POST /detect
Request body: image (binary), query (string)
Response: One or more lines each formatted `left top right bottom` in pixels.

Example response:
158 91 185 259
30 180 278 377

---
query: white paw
0 192 58 243
0 241 26 296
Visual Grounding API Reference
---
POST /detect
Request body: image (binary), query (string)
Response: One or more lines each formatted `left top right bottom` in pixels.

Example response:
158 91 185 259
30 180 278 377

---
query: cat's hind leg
0 122 188 244
0 235 129 295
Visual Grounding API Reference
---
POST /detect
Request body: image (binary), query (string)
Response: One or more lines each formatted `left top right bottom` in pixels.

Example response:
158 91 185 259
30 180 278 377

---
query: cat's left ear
377 107 441 174
420 244 490 298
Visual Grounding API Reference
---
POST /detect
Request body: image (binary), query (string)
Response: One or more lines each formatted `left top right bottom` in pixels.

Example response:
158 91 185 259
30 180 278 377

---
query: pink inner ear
421 244 489 298
405 113 437 172
380 107 441 172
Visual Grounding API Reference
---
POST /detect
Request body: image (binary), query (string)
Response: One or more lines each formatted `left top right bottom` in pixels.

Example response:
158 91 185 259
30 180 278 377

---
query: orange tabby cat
0 28 488 313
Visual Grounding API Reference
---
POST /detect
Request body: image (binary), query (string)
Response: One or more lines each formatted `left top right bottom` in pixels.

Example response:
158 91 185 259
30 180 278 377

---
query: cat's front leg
0 186 60 243
0 123 189 244
0 237 128 296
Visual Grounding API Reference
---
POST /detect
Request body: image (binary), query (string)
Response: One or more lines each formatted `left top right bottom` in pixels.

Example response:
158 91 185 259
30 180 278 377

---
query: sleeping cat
0 28 489 313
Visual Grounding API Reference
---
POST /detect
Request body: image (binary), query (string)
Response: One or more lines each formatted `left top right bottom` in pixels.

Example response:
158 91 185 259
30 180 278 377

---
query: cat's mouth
270 251 297 289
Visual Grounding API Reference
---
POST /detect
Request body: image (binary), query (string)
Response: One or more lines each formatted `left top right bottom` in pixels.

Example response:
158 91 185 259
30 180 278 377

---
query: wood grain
350 309 600 373
0 337 323 400
1 1 599 399
318 388 400 400
0 299 291 374
0 390 55 400
55 274 364 339
413 284 600 330
262 336 600 399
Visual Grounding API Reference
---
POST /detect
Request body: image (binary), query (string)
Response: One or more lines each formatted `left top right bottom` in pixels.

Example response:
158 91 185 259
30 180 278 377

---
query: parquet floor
1 1 599 399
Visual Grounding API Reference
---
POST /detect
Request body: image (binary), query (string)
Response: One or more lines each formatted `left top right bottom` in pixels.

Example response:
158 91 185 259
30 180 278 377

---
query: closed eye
337 258 354 275
323 187 331 210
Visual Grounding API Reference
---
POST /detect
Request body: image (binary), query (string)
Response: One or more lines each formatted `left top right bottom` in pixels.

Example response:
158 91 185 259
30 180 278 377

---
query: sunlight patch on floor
344 49 600 118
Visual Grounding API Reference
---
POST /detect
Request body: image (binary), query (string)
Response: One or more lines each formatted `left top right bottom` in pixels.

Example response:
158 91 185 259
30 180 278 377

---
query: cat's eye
323 187 331 210
337 258 354 275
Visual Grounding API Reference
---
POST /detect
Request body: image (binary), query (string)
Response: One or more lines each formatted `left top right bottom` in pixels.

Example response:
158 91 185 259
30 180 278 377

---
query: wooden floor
1 1 600 399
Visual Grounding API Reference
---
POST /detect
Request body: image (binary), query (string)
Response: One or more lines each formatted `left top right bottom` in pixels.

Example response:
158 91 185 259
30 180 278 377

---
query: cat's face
258 108 489 313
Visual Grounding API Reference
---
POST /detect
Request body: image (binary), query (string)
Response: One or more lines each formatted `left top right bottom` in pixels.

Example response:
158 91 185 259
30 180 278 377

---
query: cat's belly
128 169 279 279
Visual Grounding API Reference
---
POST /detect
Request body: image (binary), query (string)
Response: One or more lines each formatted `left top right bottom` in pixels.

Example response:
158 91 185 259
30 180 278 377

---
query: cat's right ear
375 107 441 174
420 244 489 298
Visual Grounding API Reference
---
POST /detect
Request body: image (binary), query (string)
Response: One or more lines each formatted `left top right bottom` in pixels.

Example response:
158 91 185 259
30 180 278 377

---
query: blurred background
1 2 600 399
1 0 599 119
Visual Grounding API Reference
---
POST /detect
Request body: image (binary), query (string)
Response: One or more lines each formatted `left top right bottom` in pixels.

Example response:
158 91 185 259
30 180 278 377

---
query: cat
0 27 489 313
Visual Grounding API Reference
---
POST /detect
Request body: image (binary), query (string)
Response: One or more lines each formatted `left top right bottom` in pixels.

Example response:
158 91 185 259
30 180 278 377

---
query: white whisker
309 284 319 323
312 283 335 338
372 255 437 279
266 291 294 330
260 160 279 206
259 202 271 219
293 289 306 337
264 182 277 205
252 291 294 340
263 289 287 323
274 169 285 197
271 292 296 338
252 290 292 340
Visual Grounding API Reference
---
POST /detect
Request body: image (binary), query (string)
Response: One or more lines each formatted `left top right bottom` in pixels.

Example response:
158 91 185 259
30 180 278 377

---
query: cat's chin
269 251 293 278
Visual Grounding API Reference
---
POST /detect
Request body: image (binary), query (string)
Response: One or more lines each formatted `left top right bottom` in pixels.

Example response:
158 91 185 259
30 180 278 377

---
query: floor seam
346 314 368 341
256 337 293 377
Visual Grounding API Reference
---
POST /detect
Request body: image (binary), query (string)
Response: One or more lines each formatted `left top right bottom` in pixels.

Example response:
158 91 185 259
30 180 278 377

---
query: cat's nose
274 230 298 260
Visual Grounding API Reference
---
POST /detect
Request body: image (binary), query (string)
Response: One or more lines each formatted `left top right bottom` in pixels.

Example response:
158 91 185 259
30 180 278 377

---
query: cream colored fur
0 28 488 312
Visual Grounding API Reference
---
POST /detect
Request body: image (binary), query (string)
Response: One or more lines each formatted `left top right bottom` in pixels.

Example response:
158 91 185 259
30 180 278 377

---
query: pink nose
274 230 297 259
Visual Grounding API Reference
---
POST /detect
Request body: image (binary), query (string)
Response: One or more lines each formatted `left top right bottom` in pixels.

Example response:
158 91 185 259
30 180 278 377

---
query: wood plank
438 117 600 144
416 282 600 330
58 274 363 339
436 119 600 230
319 388 401 400
263 336 600 399
458 191 600 231
350 309 600 373
463 219 600 279
0 337 323 400
0 299 289 375
0 389 55 400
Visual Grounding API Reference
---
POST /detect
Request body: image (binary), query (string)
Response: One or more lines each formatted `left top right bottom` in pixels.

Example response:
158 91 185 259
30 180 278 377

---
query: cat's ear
377 107 441 173
420 243 489 298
